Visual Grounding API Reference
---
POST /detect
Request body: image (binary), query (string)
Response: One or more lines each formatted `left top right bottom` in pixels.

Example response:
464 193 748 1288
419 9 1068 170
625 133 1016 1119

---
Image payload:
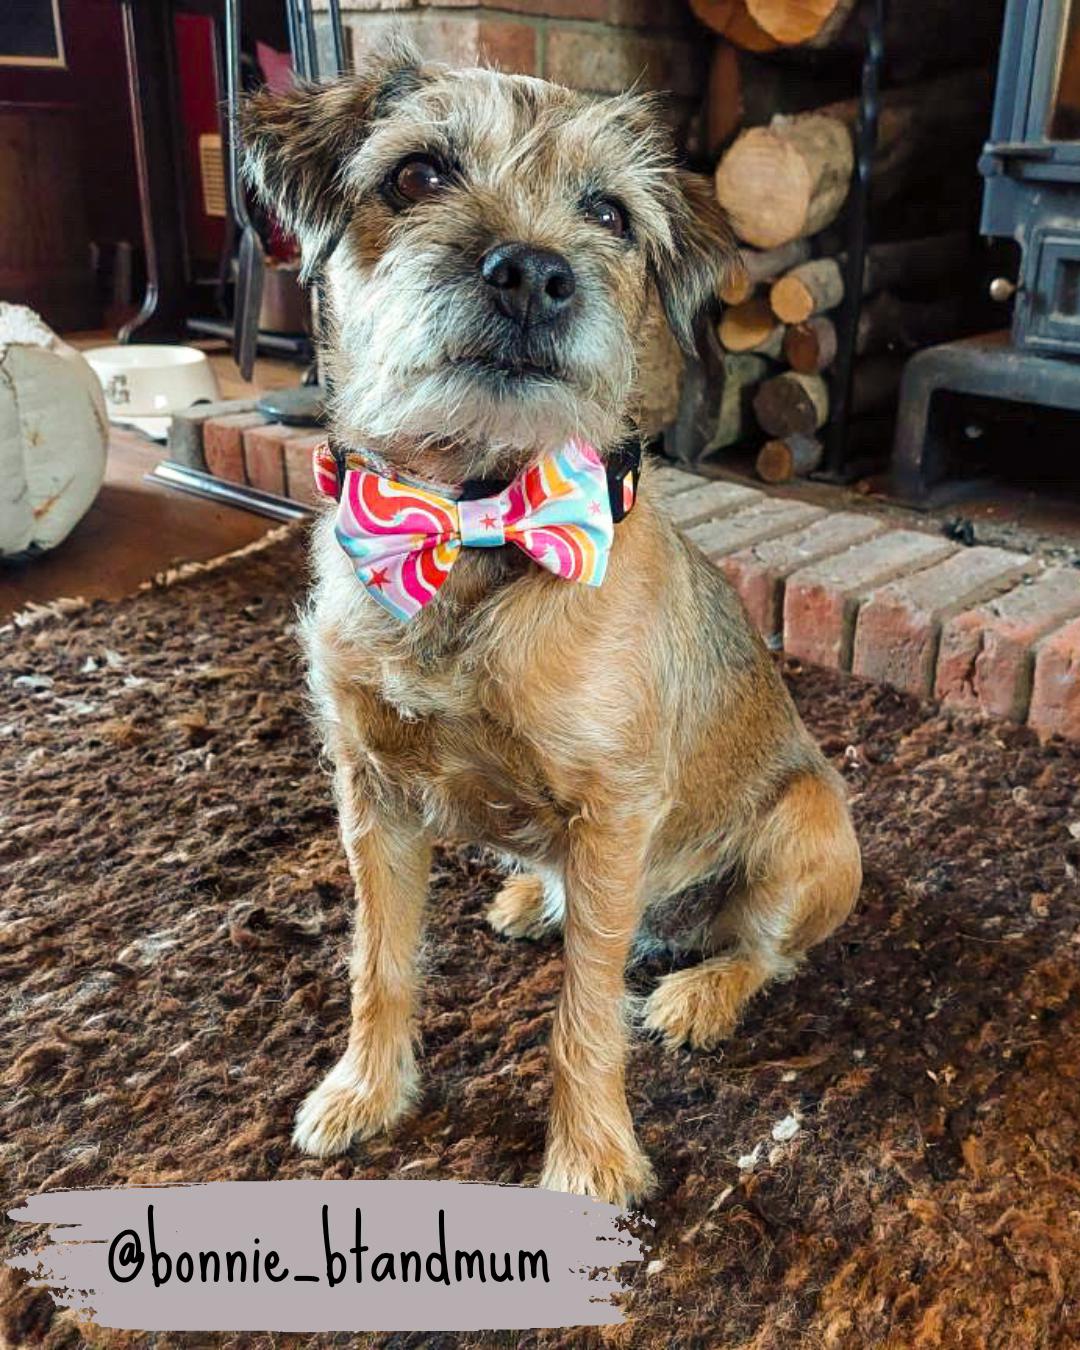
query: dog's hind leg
293 758 431 1155
486 870 564 940
642 771 860 1051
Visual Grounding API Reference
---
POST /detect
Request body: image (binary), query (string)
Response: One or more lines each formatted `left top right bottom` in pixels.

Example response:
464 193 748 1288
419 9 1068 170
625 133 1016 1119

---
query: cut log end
755 434 824 483
753 371 830 438
690 0 780 50
715 116 853 249
783 316 838 373
746 0 850 45
718 296 781 353
770 258 845 324
715 129 814 249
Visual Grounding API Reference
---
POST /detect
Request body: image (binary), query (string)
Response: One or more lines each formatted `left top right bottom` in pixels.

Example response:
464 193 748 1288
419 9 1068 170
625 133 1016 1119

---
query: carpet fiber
3 525 1080 1349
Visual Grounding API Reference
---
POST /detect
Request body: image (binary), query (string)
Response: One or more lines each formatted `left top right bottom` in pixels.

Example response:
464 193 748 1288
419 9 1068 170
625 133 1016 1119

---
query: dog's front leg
540 818 655 1207
293 761 430 1157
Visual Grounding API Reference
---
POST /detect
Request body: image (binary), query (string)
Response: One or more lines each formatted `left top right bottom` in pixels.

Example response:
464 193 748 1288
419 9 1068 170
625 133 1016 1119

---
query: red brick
203 412 264 485
241 423 299 497
852 546 1035 698
1028 616 1080 741
477 17 537 71
663 479 761 529
784 531 956 672
373 14 536 73
650 464 705 499
544 26 702 96
687 498 825 563
721 512 885 643
281 432 330 508
935 568 1080 721
167 398 256 471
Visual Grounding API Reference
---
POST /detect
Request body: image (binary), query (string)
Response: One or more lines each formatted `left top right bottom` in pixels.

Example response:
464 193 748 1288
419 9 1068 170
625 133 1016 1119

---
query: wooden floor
0 337 301 622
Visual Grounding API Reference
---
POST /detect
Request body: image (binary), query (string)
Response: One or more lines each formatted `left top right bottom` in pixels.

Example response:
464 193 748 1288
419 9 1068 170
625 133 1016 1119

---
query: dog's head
242 39 735 479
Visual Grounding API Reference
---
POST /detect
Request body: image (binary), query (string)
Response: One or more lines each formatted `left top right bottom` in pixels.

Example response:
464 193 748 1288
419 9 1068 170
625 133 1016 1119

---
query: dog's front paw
292 1056 416 1157
540 1139 656 1209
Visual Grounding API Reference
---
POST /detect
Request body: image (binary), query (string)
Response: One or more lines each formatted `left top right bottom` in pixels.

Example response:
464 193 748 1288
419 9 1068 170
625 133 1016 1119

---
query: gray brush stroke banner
8 1181 643 1332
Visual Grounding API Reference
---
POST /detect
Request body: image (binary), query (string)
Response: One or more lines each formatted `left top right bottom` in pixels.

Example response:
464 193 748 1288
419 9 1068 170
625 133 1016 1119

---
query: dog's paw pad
291 1058 413 1157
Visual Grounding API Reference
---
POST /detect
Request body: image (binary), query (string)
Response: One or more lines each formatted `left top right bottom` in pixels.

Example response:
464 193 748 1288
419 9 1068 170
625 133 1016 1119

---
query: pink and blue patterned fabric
313 439 614 622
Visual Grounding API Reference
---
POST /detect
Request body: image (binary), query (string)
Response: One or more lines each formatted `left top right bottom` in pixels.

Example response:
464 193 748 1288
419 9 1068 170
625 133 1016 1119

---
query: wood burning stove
982 0 1080 355
892 0 1080 500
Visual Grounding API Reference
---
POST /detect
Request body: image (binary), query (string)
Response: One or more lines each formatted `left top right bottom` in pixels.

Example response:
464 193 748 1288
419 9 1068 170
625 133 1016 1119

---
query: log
770 258 844 323
721 0 1004 64
746 0 857 46
755 434 823 484
860 231 970 294
718 297 784 356
719 240 813 305
705 353 771 451
783 316 838 374
705 42 852 154
783 292 967 373
715 73 990 248
771 232 971 330
715 114 853 249
753 357 902 438
753 371 829 438
689 0 779 51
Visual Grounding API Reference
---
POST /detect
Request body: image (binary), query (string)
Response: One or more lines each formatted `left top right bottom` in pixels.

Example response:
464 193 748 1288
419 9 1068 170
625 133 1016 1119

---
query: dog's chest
356 665 570 857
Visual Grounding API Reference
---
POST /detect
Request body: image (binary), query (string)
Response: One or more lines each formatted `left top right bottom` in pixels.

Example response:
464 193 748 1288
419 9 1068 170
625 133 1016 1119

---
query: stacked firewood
690 0 1001 480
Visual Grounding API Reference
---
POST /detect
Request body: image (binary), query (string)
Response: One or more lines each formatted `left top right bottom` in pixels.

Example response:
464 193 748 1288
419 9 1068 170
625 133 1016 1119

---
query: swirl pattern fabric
314 440 614 622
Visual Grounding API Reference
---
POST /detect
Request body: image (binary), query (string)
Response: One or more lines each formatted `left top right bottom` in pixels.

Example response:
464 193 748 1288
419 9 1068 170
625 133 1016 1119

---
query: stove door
1017 228 1080 353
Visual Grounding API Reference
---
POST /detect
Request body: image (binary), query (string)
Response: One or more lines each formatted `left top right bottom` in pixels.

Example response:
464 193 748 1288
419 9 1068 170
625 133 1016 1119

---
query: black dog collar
325 436 642 524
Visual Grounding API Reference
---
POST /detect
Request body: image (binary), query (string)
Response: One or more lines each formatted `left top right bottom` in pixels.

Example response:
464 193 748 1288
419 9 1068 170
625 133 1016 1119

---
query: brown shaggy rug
3 524 1080 1350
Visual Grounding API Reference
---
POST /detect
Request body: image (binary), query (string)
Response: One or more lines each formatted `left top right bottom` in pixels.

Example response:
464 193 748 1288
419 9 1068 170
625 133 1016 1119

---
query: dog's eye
583 198 629 239
393 157 449 204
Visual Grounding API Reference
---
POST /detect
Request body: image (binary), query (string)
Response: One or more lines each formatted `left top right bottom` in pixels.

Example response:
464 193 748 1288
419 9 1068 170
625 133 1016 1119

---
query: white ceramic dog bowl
84 344 219 438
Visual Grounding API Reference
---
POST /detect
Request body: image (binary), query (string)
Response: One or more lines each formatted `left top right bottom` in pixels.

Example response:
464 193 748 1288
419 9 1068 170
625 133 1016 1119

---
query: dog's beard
326 249 635 477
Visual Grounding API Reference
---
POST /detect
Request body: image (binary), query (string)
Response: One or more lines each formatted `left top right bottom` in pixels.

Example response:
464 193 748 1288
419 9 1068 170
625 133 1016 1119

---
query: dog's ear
651 170 740 355
240 36 425 280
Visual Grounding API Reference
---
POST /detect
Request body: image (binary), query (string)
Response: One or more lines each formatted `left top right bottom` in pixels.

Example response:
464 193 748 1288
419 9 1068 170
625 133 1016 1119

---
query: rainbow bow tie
313 440 616 622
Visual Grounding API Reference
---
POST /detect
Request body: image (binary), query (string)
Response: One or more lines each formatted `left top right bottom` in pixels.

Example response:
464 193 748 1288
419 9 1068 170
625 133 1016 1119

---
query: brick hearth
167 407 1080 743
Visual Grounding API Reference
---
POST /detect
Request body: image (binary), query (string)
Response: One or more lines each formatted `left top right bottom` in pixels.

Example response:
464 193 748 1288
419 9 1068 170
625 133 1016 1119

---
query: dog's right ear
240 36 425 280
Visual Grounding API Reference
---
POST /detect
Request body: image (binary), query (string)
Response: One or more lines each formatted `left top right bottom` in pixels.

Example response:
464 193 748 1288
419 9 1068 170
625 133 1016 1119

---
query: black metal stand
819 0 886 481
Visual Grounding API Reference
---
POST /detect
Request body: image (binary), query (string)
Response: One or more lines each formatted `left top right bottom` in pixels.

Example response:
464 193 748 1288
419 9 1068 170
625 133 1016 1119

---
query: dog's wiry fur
242 41 861 1206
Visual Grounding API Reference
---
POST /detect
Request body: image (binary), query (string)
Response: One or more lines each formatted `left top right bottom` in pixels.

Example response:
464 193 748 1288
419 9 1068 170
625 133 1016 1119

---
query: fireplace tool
224 0 347 425
224 0 264 383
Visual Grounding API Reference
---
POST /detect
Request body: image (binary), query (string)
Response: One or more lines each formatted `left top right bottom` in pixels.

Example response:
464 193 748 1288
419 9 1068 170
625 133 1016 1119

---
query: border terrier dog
241 38 861 1206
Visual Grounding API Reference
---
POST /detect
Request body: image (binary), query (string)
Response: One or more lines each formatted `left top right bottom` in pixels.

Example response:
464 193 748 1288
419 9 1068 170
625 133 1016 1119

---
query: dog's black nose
481 243 576 325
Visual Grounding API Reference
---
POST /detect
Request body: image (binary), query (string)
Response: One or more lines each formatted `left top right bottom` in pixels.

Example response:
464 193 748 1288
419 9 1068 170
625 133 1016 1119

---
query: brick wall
317 0 705 140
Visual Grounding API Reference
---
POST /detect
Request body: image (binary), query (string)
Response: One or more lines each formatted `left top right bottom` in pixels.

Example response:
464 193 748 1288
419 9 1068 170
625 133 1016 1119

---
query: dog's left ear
652 171 740 355
240 37 425 280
